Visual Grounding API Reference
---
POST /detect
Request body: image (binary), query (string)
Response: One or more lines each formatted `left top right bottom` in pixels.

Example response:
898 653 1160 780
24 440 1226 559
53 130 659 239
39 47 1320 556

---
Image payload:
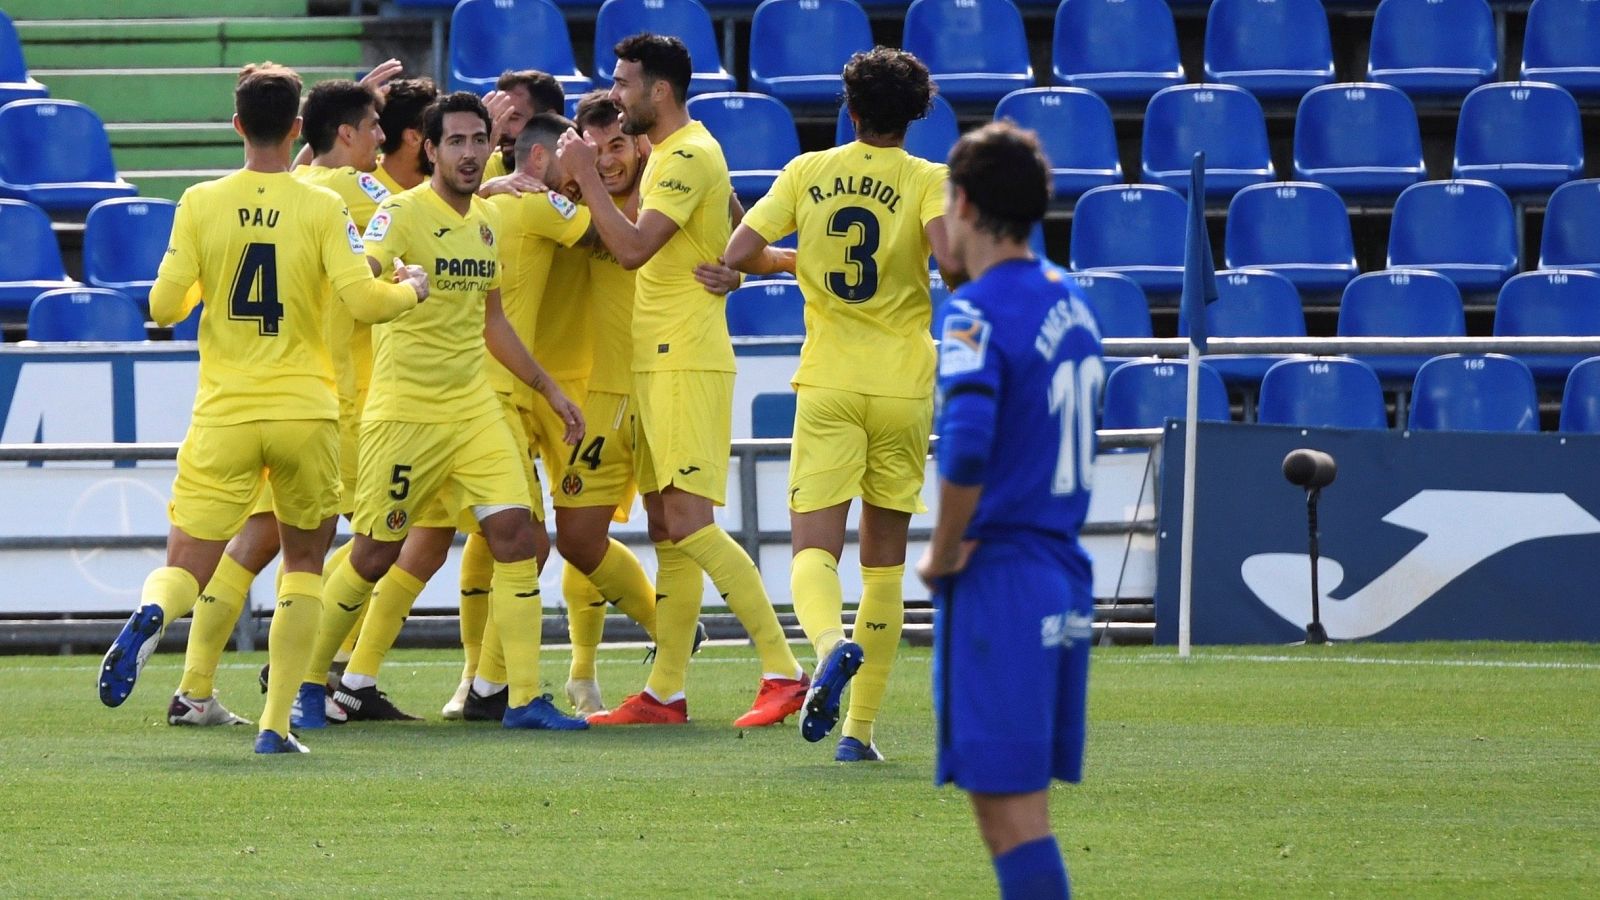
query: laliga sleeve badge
363 211 392 241
345 220 365 254
547 190 578 220
358 172 389 202
939 314 991 376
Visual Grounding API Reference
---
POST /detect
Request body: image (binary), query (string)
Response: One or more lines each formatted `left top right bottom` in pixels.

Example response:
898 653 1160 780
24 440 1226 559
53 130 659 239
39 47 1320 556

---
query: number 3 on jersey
229 241 284 335
826 206 880 303
1047 357 1105 495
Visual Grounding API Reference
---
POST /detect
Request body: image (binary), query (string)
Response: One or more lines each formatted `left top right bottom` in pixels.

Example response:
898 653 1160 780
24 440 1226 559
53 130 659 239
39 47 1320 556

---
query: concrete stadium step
17 18 364 69
122 168 230 202
107 123 246 173
33 66 358 123
3 0 306 20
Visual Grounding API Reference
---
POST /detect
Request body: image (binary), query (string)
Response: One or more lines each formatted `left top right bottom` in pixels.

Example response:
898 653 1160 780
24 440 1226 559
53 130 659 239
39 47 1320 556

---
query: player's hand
479 171 548 198
693 258 742 296
916 540 978 590
542 384 586 445
483 89 515 147
556 128 598 172
394 257 429 303
360 59 404 103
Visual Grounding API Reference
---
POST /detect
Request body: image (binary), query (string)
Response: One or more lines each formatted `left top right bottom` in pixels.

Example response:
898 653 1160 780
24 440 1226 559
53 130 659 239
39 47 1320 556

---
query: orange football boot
731 674 810 728
586 691 689 725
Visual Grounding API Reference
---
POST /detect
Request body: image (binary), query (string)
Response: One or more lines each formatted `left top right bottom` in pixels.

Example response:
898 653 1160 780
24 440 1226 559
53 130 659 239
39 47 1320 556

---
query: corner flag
1180 152 1219 352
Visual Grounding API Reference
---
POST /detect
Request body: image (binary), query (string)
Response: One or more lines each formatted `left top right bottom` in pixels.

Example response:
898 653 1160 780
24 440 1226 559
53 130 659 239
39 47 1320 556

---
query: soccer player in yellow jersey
373 77 439 195
482 70 565 185
726 48 956 762
301 92 590 732
96 63 428 756
559 34 807 727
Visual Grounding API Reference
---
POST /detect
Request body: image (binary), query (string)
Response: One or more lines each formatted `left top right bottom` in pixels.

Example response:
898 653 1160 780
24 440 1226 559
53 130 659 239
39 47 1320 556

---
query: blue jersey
934 258 1105 579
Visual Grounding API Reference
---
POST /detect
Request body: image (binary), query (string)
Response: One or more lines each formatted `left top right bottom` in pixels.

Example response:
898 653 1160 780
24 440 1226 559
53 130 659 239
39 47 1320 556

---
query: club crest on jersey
345 220 364 254
939 314 991 376
364 211 391 241
480 223 495 247
385 509 407 532
357 172 388 203
561 473 584 497
547 190 578 220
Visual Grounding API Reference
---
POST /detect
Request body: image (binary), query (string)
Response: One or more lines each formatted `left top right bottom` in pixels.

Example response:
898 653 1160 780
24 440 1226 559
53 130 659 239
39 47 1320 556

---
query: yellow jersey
743 142 947 399
371 158 409 197
486 150 510 182
362 184 503 424
634 120 735 373
587 192 637 396
534 246 593 385
485 189 593 405
157 168 376 426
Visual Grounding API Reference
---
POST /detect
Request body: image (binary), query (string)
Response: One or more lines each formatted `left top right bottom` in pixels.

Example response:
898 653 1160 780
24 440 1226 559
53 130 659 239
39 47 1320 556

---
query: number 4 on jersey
229 241 284 335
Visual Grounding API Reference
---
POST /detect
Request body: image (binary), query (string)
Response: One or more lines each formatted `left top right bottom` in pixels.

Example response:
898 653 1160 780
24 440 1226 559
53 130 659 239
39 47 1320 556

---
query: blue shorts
933 541 1093 794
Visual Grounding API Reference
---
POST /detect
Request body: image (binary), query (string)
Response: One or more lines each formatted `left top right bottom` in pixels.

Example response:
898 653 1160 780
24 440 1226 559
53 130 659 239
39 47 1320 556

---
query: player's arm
483 288 585 444
335 258 426 322
557 129 680 270
722 225 795 276
927 217 966 288
147 193 202 326
723 162 797 276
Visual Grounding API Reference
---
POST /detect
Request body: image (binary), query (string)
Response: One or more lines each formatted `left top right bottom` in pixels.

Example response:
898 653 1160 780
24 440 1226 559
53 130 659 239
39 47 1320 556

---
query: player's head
514 111 581 200
610 33 691 134
944 121 1051 258
380 77 439 175
495 69 564 148
842 47 935 142
301 79 383 170
575 91 643 197
233 62 303 148
423 91 493 199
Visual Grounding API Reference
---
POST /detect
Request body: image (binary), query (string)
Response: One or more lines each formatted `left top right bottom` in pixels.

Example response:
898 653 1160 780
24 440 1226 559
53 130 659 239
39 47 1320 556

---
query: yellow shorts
552 389 637 519
244 404 360 519
415 394 546 531
526 376 587 500
789 385 932 514
352 408 532 541
633 369 732 505
170 419 340 540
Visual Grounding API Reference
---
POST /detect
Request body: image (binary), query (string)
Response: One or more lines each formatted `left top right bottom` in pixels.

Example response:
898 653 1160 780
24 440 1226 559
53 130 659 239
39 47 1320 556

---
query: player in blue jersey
917 121 1104 899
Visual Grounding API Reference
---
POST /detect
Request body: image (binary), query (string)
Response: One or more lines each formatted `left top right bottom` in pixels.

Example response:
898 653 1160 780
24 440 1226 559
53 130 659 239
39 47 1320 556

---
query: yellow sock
322 541 361 658
492 557 543 707
458 533 494 680
589 538 657 641
336 601 367 662
478 601 507 685
644 541 700 700
346 566 425 679
144 566 199 624
565 563 605 681
791 547 845 661
261 571 322 736
304 560 374 685
177 554 254 698
843 565 905 745
677 524 798 679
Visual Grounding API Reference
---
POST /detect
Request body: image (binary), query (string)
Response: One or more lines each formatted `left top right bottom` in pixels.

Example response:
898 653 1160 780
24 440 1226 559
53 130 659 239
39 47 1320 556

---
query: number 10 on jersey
1048 357 1104 495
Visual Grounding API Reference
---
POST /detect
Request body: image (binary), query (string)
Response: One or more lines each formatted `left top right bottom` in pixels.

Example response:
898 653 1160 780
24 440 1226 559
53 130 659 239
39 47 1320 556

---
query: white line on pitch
1101 652 1600 672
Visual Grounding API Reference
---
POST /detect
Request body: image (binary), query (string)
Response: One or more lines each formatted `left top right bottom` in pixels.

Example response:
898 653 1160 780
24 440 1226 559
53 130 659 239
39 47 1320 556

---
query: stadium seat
1493 269 1600 379
1100 359 1230 429
1337 269 1466 382
1203 0 1335 100
1069 272 1152 339
930 268 950 312
1366 0 1496 97
0 199 77 312
1559 356 1600 432
81 198 176 307
726 279 805 340
1292 83 1426 198
0 100 136 212
1387 180 1518 291
752 392 798 438
1522 0 1600 97
993 88 1121 200
901 0 1033 104
835 94 959 163
1540 179 1600 273
448 0 591 96
593 0 736 96
1408 353 1539 432
0 11 47 108
1141 85 1274 200
1258 357 1388 429
1051 0 1184 102
1453 82 1584 195
1179 269 1306 383
26 288 145 342
1224 182 1357 293
748 0 873 105
687 93 800 203
1069 184 1187 293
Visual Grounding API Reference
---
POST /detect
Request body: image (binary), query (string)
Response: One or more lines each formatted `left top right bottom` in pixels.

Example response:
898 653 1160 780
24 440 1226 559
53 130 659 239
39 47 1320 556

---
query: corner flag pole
1176 152 1217 659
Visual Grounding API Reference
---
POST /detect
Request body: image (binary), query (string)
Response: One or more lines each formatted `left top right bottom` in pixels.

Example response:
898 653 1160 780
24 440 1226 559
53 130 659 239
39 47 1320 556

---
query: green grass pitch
3 641 1598 897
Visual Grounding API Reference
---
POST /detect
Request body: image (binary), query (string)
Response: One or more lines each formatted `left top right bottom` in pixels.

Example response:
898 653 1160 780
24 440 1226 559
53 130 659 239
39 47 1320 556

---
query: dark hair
573 90 623 134
301 80 377 156
424 91 492 148
842 47 934 139
614 33 691 105
379 77 438 155
496 69 565 114
947 121 1052 241
514 111 577 164
235 62 303 146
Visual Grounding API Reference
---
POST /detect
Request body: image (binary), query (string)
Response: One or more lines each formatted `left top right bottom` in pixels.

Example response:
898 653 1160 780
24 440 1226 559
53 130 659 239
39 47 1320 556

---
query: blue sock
993 834 1069 900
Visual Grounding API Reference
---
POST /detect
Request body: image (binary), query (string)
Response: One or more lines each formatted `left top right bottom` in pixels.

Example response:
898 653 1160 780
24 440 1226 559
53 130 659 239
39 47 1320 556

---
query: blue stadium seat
82 198 176 307
1258 357 1388 429
993 88 1121 200
1069 184 1187 293
1224 182 1357 293
593 0 735 96
1337 269 1466 381
1100 359 1230 429
1453 82 1584 196
1522 0 1600 97
1292 83 1425 198
752 392 798 439
1141 85 1274 200
835 94 959 163
0 199 77 312
902 0 1033 104
727 279 805 338
1559 356 1600 432
1179 269 1306 383
748 0 873 105
1387 180 1518 291
1408 353 1539 432
172 303 202 341
1493 269 1600 379
26 288 145 342
930 268 950 314
448 0 591 96
687 93 800 203
0 100 136 212
1366 0 1496 97
1203 0 1335 100
1052 0 1184 102
0 11 47 107
1540 178 1600 273
1069 272 1152 339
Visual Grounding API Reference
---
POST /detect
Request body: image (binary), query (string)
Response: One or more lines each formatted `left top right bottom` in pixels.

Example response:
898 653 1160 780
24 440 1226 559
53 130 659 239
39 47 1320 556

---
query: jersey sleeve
526 191 592 248
154 188 201 290
640 147 716 228
322 198 380 293
918 163 949 228
935 293 1003 486
350 171 390 229
741 161 798 243
362 199 406 272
